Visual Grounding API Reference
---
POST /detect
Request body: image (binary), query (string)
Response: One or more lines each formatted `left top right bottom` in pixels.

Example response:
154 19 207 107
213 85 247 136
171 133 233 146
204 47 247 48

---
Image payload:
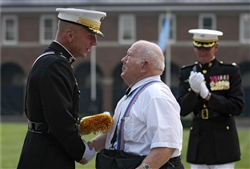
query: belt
194 109 222 120
28 120 49 134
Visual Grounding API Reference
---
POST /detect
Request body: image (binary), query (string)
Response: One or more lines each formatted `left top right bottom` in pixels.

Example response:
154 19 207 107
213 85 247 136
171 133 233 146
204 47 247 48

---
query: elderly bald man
89 40 184 169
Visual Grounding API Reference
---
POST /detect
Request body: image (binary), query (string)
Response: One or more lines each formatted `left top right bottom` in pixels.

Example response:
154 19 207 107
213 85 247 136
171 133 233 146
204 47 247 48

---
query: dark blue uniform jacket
17 41 85 169
177 58 245 165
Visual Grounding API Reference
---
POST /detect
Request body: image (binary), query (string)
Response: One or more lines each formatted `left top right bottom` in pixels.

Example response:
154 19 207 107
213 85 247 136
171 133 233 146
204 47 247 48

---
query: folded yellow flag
79 112 114 135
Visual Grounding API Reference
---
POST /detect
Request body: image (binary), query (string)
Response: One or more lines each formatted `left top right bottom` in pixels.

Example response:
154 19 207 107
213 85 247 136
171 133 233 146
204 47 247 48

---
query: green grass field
0 123 249 169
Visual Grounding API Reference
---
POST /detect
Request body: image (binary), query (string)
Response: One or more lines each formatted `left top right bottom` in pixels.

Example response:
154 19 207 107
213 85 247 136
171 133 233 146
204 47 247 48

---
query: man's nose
121 55 127 62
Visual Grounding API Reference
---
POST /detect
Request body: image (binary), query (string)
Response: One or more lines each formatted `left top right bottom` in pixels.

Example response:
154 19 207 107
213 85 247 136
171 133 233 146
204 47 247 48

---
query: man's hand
200 82 209 99
79 158 88 165
80 140 96 164
87 141 94 150
189 71 204 93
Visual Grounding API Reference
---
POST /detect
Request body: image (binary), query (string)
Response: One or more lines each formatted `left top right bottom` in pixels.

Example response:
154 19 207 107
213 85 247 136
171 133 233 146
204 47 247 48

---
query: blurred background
1 1 249 169
1 0 250 117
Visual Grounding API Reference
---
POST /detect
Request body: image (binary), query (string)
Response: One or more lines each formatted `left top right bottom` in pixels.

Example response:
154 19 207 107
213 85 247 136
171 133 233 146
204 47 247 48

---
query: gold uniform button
202 70 207 74
226 126 230 130
190 127 193 130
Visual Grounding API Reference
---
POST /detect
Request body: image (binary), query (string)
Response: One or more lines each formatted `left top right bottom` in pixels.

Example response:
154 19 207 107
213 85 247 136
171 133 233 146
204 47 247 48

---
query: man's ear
141 60 150 72
66 29 73 42
214 43 219 52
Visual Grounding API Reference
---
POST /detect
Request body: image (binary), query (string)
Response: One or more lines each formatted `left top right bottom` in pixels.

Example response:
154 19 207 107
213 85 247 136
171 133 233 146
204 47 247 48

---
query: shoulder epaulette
181 62 198 69
219 61 237 66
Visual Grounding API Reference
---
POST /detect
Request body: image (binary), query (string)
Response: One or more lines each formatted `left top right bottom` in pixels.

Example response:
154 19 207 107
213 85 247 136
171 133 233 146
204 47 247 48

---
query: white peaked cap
188 29 223 48
56 8 106 37
189 29 223 42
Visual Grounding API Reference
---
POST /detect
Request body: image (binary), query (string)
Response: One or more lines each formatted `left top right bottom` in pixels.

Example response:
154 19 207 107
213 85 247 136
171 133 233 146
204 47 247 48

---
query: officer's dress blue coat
17 42 85 169
177 58 245 165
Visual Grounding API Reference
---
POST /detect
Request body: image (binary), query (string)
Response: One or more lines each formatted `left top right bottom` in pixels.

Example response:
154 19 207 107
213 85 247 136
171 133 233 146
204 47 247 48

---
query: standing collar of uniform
53 40 76 60
128 76 161 96
199 57 217 67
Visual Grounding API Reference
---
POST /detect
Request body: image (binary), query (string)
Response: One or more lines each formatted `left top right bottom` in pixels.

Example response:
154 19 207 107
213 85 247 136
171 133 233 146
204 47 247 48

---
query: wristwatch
205 92 211 101
141 162 151 169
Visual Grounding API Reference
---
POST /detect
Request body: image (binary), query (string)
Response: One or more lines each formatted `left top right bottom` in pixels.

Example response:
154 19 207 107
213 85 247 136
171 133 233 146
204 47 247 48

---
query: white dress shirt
105 76 183 157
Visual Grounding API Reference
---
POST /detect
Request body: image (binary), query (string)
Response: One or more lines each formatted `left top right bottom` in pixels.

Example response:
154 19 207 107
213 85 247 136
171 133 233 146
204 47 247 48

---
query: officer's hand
200 83 209 99
189 71 204 93
82 140 96 163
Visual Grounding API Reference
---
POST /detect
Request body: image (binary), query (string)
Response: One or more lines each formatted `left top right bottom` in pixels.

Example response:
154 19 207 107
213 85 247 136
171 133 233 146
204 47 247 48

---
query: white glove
200 82 209 99
189 71 204 93
103 111 111 116
82 140 96 162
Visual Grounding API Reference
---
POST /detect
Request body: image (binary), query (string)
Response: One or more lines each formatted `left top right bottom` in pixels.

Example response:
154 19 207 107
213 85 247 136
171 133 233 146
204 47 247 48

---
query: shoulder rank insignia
219 61 237 66
181 62 198 69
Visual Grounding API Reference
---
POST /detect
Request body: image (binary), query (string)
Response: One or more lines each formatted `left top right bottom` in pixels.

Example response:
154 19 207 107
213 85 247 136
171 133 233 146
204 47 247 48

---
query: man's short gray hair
135 40 165 71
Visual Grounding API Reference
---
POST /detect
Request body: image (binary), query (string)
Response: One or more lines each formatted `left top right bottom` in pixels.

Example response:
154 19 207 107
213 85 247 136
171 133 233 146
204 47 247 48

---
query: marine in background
177 29 245 169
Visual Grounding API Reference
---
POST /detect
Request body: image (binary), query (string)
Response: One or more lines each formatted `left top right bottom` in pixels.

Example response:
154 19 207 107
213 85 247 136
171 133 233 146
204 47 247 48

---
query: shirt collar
127 76 161 96
53 40 76 60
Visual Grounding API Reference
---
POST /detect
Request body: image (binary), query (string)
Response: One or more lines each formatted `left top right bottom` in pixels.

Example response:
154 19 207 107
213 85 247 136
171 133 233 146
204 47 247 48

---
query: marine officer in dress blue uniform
17 8 106 169
177 29 245 169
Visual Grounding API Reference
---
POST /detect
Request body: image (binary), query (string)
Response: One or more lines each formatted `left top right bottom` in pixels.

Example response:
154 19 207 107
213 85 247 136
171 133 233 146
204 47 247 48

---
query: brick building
1 0 250 116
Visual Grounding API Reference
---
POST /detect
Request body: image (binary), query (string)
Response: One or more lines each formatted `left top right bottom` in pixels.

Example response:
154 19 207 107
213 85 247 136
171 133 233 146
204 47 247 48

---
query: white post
165 11 171 86
165 42 171 86
90 47 96 101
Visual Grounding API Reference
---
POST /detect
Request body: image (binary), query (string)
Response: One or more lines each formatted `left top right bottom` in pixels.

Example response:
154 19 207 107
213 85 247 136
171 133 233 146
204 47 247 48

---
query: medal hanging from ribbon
210 74 230 91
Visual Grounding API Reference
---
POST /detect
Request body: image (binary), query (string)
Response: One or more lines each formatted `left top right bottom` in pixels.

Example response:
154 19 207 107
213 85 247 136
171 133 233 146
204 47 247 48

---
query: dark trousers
161 156 184 169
